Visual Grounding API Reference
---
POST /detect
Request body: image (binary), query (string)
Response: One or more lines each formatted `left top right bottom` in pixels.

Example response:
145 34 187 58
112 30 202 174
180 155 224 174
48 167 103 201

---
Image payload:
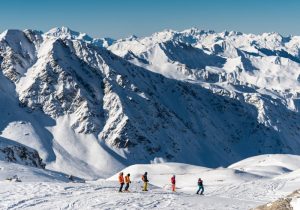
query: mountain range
1 27 300 179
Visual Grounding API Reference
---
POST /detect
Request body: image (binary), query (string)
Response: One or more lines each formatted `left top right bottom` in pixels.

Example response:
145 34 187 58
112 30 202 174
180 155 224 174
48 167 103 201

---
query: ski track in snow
0 182 182 210
0 180 286 210
209 179 286 201
1 155 300 210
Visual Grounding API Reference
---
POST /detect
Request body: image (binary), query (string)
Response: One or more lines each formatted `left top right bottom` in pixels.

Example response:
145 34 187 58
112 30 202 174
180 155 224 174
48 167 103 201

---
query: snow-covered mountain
109 28 300 92
1 27 300 178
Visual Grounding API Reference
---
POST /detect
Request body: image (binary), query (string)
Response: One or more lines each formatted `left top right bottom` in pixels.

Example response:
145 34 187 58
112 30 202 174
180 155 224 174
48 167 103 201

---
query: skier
196 178 204 195
118 172 125 192
124 173 131 192
171 175 176 192
68 175 74 182
142 172 149 191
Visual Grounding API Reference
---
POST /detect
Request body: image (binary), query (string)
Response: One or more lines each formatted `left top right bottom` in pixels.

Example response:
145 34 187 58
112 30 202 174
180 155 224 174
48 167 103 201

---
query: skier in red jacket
171 175 176 192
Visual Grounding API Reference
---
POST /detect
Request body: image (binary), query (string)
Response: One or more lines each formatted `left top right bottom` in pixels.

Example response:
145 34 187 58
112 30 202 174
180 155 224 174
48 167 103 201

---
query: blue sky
0 0 299 39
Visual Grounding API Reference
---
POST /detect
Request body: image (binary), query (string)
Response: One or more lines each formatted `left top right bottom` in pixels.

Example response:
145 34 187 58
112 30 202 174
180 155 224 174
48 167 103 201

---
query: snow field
2 154 299 210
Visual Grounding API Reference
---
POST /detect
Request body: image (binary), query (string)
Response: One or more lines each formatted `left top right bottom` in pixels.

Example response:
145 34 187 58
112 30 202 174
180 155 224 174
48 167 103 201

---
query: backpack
142 174 148 182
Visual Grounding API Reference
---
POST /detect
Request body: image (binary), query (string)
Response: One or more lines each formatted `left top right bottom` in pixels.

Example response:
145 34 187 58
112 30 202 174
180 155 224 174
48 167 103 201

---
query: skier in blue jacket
196 178 204 195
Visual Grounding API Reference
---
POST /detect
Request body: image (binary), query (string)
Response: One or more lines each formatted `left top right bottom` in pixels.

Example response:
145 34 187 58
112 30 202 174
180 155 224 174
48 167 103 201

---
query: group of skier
118 172 131 192
118 172 204 195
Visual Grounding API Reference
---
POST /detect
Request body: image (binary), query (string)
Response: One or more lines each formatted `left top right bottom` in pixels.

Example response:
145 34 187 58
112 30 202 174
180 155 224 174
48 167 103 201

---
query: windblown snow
1 27 300 209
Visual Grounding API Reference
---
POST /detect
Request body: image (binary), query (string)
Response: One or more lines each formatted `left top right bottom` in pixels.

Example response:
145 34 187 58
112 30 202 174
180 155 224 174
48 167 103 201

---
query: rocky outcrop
254 190 300 210
0 137 45 169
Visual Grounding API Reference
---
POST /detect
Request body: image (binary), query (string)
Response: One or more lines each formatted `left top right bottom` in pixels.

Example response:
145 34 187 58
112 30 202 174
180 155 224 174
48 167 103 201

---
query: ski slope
1 154 300 210
0 181 259 210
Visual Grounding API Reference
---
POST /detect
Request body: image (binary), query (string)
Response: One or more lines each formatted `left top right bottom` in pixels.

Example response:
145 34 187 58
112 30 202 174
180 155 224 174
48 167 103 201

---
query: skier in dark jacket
142 172 149 191
196 178 204 195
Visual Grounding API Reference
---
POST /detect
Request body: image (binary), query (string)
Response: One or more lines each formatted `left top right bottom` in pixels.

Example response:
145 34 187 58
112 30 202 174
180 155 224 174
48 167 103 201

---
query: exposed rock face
254 190 300 210
0 137 45 169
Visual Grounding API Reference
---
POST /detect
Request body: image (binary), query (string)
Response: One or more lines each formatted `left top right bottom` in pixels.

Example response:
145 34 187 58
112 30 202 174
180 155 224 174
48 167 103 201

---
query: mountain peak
0 29 24 40
127 35 138 40
182 27 202 35
45 26 93 42
46 26 73 36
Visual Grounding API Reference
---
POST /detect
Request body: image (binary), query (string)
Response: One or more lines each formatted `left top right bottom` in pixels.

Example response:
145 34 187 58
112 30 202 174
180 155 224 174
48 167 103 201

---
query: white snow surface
0 161 70 182
291 198 300 210
1 154 300 209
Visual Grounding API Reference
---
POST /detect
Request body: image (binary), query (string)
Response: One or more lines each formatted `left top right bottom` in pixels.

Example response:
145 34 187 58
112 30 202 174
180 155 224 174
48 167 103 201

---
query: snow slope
229 154 300 177
0 181 259 210
1 27 300 179
109 155 300 196
0 161 71 182
1 154 300 210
